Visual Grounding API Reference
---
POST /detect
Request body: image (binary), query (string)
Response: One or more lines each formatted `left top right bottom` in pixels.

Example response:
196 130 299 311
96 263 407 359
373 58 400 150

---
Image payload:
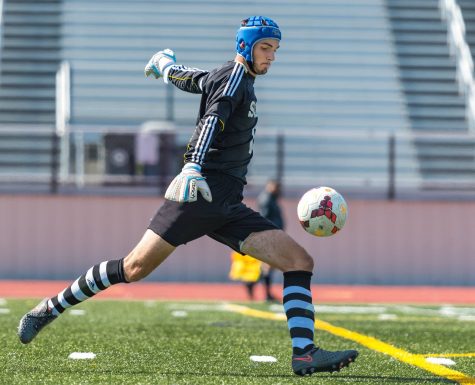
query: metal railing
0 125 474 198
440 0 475 132
0 125 59 193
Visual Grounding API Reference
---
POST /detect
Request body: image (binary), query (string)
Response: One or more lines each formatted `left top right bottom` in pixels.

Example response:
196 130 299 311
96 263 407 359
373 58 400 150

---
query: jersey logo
248 101 257 118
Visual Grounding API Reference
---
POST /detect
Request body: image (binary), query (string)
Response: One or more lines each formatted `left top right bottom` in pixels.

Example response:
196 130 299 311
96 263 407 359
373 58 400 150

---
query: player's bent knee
123 254 152 282
276 240 314 272
122 231 176 282
241 229 315 273
298 253 314 272
282 251 314 272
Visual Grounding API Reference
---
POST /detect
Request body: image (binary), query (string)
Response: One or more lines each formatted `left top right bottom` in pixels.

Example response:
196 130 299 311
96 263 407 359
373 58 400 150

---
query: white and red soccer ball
297 186 348 237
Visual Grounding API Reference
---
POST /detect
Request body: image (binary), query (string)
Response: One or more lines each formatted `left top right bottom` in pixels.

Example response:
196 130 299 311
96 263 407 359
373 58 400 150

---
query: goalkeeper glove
144 49 176 79
164 163 212 203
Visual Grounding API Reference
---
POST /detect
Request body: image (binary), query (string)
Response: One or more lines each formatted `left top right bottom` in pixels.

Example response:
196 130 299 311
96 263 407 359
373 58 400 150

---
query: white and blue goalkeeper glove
164 163 212 203
144 49 176 79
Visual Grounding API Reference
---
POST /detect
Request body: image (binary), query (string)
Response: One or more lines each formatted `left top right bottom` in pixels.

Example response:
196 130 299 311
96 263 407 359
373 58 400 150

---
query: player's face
252 39 279 75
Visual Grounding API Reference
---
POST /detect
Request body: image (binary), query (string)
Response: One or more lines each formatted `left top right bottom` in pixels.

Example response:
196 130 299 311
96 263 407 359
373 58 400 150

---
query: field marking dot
268 304 283 312
378 314 398 321
250 355 277 363
316 305 388 314
426 357 456 366
68 352 96 360
171 310 188 317
69 309 86 316
0 308 10 314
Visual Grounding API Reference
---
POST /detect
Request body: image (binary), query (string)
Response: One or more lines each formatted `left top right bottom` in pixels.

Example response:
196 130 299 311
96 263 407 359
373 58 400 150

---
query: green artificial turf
1 299 474 384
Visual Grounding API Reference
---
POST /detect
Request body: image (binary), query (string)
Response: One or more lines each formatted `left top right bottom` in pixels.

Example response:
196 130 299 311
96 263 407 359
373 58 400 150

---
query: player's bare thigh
123 229 176 282
240 229 314 272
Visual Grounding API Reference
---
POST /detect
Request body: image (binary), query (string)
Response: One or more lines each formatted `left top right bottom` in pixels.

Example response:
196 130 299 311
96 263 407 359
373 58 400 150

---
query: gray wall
0 195 474 285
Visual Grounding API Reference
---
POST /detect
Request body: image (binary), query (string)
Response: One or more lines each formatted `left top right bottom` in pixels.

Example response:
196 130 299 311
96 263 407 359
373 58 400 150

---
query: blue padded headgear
236 16 281 67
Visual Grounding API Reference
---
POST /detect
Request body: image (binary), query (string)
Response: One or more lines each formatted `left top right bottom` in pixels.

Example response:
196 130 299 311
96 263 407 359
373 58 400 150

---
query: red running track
1 280 475 304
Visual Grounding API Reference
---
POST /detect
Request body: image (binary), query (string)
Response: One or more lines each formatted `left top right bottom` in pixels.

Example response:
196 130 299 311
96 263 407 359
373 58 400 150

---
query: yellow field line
225 304 475 385
421 353 475 358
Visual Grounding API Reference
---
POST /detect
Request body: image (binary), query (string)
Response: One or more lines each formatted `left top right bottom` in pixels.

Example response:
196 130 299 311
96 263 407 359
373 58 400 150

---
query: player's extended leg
241 229 358 376
18 230 175 344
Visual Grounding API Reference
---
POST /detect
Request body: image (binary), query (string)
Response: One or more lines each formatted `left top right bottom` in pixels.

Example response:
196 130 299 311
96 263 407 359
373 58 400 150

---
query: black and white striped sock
47 259 127 316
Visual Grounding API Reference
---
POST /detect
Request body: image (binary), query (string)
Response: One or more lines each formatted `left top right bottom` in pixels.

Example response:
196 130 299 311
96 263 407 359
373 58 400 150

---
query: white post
0 0 4 77
56 61 71 182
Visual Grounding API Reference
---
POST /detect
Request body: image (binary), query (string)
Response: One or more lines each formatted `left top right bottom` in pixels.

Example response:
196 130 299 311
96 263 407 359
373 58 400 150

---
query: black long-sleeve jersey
166 61 258 184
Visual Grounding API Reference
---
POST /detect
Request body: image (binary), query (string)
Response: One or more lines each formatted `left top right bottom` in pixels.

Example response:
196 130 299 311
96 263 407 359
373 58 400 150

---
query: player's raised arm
165 64 209 94
145 49 208 94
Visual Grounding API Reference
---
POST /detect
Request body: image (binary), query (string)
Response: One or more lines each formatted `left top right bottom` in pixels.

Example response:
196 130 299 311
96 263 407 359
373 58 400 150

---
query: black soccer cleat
292 346 358 376
18 298 57 344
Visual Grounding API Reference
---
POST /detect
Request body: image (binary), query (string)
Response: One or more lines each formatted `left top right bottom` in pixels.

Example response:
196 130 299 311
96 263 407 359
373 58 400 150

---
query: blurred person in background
256 179 284 301
135 129 159 176
228 250 262 300
18 16 357 376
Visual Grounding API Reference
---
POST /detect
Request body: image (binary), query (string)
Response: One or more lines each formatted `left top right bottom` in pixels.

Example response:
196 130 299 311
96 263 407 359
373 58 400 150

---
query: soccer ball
297 186 348 237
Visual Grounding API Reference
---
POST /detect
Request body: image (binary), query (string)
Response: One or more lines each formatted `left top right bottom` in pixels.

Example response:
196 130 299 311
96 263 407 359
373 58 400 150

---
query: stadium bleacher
0 0 60 125
388 0 467 132
59 0 407 130
0 0 474 195
387 0 475 185
0 0 59 187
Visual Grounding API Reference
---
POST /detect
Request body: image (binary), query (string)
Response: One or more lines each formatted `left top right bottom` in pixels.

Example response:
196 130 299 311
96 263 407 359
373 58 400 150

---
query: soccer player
18 16 358 376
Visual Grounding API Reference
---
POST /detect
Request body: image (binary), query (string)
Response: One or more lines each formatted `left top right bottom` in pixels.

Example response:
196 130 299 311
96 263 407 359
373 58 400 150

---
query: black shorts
148 172 278 252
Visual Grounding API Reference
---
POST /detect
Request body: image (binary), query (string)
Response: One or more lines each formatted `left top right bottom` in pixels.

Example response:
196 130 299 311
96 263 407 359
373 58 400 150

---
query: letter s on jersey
248 101 257 118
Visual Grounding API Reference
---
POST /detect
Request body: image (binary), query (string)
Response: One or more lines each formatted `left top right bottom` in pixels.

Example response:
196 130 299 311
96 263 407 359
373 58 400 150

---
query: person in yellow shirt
229 251 277 301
